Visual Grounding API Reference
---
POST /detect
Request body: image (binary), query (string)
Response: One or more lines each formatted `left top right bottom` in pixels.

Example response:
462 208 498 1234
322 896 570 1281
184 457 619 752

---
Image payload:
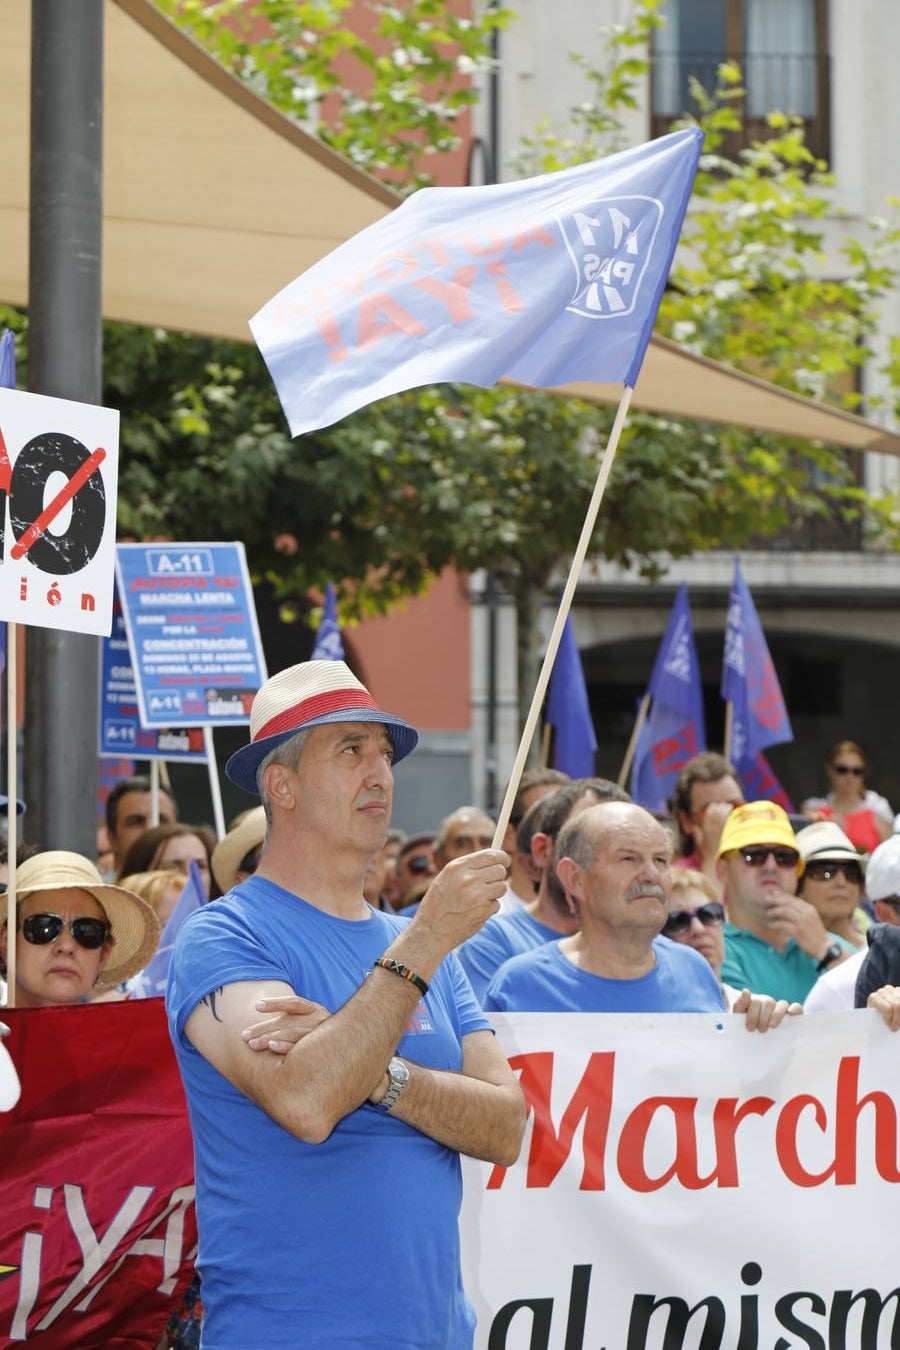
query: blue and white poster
115 543 267 729
98 588 207 760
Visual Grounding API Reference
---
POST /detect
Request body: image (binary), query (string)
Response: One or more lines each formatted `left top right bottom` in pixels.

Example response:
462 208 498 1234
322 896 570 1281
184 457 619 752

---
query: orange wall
347 568 470 731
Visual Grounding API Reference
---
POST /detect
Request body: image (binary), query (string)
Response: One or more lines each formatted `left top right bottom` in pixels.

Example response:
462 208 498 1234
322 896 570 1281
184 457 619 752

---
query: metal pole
25 0 103 854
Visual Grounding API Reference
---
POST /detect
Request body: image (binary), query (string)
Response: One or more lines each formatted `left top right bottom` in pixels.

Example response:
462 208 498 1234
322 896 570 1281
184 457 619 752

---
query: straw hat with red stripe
226 660 419 795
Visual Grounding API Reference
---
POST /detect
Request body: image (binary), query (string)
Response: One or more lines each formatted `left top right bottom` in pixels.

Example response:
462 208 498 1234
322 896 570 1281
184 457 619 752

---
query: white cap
864 835 900 902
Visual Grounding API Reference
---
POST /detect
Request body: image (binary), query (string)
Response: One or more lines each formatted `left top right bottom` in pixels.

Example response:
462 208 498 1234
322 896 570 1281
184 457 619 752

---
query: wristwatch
371 1057 410 1113
816 942 844 973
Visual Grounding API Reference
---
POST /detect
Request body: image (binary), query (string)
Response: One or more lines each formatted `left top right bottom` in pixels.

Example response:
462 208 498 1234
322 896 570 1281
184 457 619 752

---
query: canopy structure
1 0 898 457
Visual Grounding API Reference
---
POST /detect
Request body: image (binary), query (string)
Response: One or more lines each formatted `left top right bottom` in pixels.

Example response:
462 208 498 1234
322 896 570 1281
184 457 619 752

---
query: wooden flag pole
617 691 651 789
6 623 17 1006
491 387 634 850
723 701 734 764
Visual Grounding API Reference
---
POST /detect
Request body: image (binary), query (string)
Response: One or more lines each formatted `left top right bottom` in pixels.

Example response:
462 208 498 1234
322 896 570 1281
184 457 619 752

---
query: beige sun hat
211 806 266 895
13 850 161 990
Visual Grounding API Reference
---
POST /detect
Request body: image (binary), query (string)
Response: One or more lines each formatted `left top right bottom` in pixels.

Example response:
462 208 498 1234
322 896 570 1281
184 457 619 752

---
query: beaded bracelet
373 956 429 997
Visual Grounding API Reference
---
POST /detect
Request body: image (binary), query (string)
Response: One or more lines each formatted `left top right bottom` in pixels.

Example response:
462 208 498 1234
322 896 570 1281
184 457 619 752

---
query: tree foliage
7 0 900 674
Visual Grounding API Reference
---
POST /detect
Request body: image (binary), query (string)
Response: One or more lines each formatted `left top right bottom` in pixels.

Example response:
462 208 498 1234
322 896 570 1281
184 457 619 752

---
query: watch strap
372 1056 410 1113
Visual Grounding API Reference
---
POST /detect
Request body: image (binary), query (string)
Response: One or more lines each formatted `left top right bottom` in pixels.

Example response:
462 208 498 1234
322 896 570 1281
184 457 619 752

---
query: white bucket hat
226 660 418 795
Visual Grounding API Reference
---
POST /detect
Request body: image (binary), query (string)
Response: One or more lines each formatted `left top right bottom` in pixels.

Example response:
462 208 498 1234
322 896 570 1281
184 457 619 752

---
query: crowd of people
2 665 899 1347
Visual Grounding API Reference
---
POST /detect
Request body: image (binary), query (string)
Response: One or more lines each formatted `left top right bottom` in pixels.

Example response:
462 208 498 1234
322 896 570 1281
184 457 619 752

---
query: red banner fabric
0 998 197 1349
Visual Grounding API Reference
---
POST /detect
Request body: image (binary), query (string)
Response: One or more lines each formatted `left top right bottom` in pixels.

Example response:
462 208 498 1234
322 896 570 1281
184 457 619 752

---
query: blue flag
127 861 207 999
311 582 345 661
631 584 706 814
545 616 597 777
721 560 794 809
0 330 15 390
251 128 703 436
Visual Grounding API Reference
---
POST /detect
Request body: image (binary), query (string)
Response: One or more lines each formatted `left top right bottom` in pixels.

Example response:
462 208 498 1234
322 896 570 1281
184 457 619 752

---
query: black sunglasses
663 901 725 937
739 846 800 869
20 913 110 950
833 764 864 776
406 854 433 875
804 859 863 885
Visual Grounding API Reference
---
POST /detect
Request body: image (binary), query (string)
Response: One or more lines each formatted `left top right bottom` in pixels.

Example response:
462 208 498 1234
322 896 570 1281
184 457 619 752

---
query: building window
651 0 830 162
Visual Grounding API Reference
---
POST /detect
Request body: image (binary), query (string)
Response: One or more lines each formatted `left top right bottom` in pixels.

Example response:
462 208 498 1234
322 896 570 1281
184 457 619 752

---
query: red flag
0 1000 197 1349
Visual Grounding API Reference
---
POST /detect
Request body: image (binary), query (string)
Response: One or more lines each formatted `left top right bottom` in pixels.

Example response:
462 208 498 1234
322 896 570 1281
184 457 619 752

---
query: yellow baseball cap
716 801 799 862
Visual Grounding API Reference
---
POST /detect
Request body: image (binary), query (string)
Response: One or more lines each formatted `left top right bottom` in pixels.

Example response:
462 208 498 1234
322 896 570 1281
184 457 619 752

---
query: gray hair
256 728 312 827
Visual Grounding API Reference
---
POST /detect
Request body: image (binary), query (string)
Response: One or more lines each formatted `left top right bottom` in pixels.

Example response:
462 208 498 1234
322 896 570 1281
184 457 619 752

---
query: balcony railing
651 52 831 164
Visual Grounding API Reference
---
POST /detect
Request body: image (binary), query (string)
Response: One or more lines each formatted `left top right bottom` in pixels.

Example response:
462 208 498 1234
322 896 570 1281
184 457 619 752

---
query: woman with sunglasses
663 869 802 1022
795 822 868 950
0 850 159 1008
801 740 892 855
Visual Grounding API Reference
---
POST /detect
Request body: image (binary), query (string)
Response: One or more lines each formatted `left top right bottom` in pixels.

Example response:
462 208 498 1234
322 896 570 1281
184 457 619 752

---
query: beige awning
1 0 898 457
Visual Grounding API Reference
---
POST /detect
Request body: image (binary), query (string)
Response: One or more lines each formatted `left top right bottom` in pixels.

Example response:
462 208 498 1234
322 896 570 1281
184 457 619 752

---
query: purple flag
251 128 703 436
545 616 597 777
0 330 15 390
631 584 706 814
311 581 345 661
127 861 207 999
721 560 794 809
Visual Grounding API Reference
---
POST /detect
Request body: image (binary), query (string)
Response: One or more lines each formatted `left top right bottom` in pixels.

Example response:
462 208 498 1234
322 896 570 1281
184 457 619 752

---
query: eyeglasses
833 764 864 777
663 901 725 937
804 859 863 885
20 913 110 949
406 855 433 875
738 846 800 869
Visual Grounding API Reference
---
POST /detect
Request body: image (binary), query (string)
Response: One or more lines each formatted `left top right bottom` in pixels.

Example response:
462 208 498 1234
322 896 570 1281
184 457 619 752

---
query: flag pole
723 700 734 763
491 386 634 849
617 691 651 788
6 623 17 1007
204 725 226 841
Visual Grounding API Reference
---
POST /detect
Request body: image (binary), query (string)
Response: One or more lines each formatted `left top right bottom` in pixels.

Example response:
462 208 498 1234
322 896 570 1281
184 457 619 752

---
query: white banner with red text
462 1010 900 1350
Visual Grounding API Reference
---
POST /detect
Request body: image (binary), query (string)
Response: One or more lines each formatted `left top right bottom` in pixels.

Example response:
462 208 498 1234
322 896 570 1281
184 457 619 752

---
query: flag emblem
561 196 663 319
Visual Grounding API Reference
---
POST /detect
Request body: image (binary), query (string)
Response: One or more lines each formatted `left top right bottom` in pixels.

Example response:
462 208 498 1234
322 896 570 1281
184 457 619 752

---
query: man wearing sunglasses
717 802 853 1003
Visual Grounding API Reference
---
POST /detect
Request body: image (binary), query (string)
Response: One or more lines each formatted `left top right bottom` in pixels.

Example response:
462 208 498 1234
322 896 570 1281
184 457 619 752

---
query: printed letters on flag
0 1000 196 1349
631 583 706 813
251 128 703 436
721 560 794 807
545 616 597 777
310 581 345 661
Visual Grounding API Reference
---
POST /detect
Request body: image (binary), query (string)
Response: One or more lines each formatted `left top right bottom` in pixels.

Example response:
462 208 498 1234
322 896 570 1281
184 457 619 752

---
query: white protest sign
0 388 119 636
462 1011 900 1350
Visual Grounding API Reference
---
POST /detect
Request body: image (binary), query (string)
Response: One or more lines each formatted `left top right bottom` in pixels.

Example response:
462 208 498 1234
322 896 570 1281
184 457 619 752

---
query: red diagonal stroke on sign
10 446 106 560
0 422 12 495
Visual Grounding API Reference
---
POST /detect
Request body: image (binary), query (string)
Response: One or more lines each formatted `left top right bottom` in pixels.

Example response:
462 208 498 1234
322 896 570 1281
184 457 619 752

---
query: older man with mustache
484 802 793 1029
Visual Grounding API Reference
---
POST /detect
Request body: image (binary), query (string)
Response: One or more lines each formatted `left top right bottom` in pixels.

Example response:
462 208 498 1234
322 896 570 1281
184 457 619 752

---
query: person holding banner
166 660 525 1350
484 802 793 1030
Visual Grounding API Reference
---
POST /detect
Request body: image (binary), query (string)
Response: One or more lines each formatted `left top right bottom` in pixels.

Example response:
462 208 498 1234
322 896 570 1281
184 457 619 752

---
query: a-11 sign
0 388 119 636
115 542 267 728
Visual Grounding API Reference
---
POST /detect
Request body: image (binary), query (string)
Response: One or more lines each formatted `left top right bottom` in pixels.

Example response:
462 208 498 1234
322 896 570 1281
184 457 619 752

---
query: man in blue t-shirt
484 801 796 1031
166 660 525 1350
459 777 629 1002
